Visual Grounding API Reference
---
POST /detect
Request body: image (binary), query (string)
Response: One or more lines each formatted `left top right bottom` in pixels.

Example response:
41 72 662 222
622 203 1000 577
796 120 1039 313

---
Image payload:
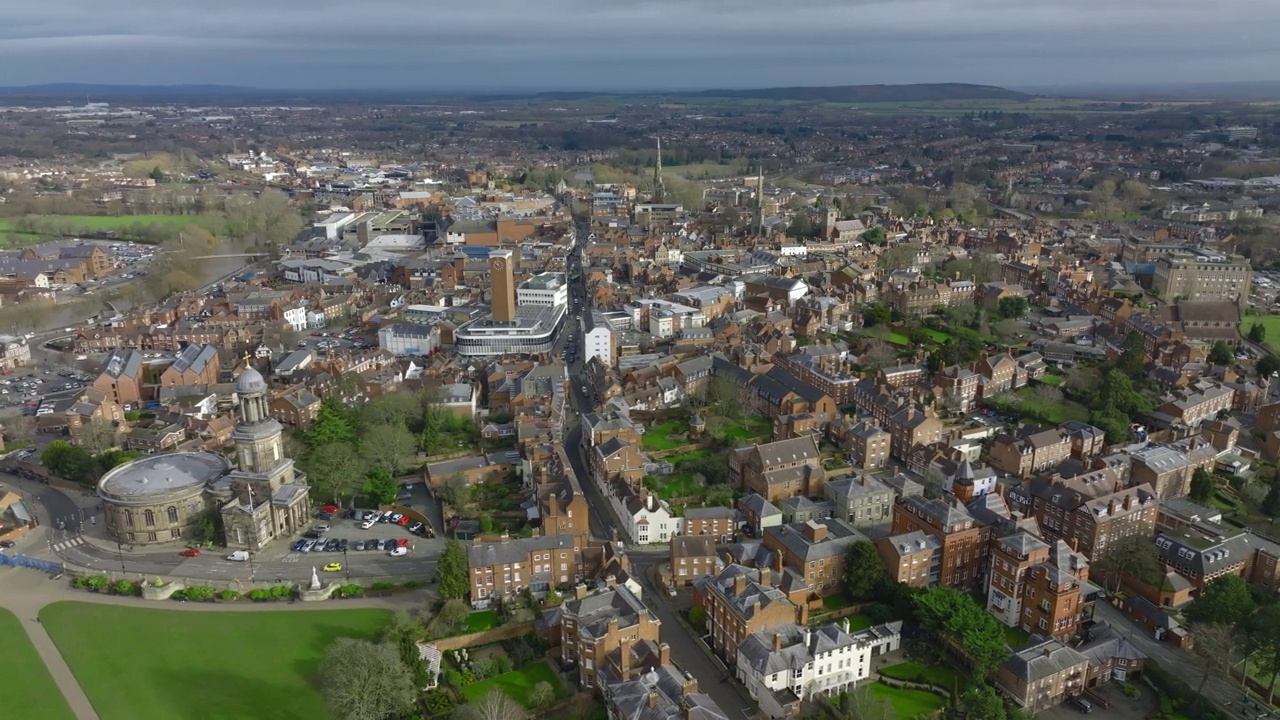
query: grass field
0 214 216 246
992 387 1089 425
1246 314 1280 354
642 421 687 451
40 601 393 720
922 329 952 343
721 417 772 441
465 610 499 633
879 661 964 691
864 681 947 717
0 608 76 720
461 661 563 708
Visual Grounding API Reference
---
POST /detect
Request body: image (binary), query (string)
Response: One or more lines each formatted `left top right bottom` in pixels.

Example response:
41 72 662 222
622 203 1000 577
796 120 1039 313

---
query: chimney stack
620 636 633 676
575 583 590 600
733 573 747 596
647 689 659 709
1123 494 1132 511
658 642 671 667
773 632 783 651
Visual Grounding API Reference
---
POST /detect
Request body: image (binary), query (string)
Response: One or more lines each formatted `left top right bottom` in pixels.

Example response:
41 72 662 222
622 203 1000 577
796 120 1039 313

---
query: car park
300 539 317 552
337 539 349 552
396 515 410 526
408 522 424 535
389 513 403 524
351 540 364 551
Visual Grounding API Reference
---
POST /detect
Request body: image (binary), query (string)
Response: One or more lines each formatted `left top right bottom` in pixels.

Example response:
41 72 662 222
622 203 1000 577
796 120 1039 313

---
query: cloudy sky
3 0 1278 91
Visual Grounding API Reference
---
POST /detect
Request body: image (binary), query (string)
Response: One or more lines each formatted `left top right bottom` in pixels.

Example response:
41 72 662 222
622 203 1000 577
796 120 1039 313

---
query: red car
180 548 200 558
396 538 410 549
396 515 410 526
322 504 340 514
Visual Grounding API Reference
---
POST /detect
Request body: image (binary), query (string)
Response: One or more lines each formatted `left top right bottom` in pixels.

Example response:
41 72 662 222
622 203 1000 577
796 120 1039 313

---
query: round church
96 367 312 548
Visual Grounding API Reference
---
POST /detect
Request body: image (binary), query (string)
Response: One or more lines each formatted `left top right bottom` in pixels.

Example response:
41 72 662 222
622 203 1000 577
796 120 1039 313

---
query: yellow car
322 562 343 572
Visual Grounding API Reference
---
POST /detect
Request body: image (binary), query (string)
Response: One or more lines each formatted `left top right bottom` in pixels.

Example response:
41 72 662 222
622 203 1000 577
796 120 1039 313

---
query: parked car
311 540 327 552
1066 696 1093 713
361 518 377 530
337 539 349 552
324 539 341 552
379 511 394 523
179 548 199 558
408 522 425 535
389 513 404 524
351 540 365 551
300 539 317 552
396 538 410 549
389 546 408 557
396 515 410 526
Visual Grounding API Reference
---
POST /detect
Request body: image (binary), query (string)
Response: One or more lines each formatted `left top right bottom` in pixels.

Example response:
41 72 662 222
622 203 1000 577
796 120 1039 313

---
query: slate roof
1002 636 1089 682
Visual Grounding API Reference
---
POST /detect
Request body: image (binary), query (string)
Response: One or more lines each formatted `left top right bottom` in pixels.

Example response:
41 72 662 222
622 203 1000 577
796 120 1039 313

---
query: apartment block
876 530 942 587
891 495 989 591
669 535 719 587
1152 252 1250 302
694 564 803 659
996 636 1090 711
560 582 661 688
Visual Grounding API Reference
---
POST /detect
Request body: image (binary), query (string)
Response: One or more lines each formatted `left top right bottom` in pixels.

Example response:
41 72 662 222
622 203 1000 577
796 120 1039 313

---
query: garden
39 601 393 720
988 385 1089 425
0 608 76 720
430 634 566 717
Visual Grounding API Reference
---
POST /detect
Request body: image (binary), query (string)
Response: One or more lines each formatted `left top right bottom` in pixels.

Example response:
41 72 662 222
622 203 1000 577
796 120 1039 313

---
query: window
167 506 179 524
125 509 134 527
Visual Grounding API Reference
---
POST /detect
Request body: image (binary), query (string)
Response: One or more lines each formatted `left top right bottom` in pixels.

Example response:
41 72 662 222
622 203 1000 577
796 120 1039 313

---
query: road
633 559 753 720
1093 601 1258 720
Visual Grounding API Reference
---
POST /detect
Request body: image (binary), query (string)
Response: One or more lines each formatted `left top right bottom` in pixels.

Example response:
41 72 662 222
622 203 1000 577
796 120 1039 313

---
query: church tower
652 135 666 203
219 366 311 551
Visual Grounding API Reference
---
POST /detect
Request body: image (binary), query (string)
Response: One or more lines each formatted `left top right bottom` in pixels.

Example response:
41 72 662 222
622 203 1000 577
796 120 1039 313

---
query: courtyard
39 601 393 720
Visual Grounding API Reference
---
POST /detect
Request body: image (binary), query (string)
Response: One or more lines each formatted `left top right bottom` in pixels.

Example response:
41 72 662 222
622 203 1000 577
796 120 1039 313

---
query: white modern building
516 272 569 307
378 324 441 356
313 212 358 240
737 620 902 719
624 299 706 340
454 304 566 357
282 305 307 333
583 311 616 367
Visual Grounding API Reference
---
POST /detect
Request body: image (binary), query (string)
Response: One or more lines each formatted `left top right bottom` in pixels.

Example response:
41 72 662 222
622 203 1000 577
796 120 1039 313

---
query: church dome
235 367 267 395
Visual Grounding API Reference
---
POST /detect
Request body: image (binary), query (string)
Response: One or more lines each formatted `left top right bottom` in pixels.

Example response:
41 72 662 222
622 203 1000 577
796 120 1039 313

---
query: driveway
1038 683 1154 720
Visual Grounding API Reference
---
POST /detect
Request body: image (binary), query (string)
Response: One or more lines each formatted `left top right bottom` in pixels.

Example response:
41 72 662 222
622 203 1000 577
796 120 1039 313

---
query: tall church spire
653 135 666 203
755 165 765 238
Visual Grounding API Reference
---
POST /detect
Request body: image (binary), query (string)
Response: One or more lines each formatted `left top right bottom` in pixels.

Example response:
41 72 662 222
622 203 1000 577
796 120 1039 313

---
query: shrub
528 681 555 708
688 606 706 631
184 585 215 601
247 588 271 601
445 670 462 688
470 658 495 680
81 575 109 592
220 590 240 601
270 585 292 599
110 579 138 596
170 589 188 601
336 584 364 598
402 580 420 589
370 581 394 590
492 655 513 675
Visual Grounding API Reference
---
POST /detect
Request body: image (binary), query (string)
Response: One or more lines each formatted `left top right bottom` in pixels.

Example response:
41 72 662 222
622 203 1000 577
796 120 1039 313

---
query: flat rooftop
98 452 230 499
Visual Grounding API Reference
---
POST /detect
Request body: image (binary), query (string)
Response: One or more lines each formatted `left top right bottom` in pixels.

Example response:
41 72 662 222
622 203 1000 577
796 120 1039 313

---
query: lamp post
343 547 350 583
115 537 126 574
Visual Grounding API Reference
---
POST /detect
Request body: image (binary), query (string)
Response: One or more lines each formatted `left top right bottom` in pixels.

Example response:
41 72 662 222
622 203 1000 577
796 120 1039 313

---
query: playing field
39 601 392 720
0 608 76 720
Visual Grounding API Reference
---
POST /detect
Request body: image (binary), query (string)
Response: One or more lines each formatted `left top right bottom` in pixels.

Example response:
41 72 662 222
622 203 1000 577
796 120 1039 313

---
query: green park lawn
461 660 564 708
642 421 687 451
0 608 76 720
39 601 392 720
879 661 964 691
865 681 947 717
464 610 500 633
1245 314 1280 354
721 417 772 441
922 329 953 343
844 614 873 631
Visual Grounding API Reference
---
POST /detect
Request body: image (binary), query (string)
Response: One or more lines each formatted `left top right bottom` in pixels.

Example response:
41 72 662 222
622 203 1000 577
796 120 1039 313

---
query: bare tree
921 466 948 499
455 689 527 720
441 473 471 510
319 638 415 720
79 418 117 455
1190 621 1240 693
359 422 416 475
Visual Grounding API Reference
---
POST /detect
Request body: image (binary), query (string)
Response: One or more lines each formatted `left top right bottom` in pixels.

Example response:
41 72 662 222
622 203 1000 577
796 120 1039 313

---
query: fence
0 552 64 574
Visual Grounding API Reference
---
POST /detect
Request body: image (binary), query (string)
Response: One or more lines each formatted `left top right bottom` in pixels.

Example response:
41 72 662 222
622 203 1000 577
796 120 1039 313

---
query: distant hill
682 83 1033 103
0 82 1034 106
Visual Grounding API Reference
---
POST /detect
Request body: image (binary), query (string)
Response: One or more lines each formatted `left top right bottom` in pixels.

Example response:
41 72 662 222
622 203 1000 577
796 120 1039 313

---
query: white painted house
736 620 902 719
606 484 684 545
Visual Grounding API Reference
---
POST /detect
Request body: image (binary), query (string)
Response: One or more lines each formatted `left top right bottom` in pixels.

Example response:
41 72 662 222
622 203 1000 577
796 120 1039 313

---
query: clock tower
490 248 516 323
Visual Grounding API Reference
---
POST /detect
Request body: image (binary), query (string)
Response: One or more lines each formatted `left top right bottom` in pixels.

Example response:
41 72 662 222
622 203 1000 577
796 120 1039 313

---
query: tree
1185 574 1256 628
41 440 96 485
79 418 117 455
527 682 555 708
359 391 421 431
478 515 494 533
304 442 365 505
703 485 735 508
1190 622 1240 694
997 296 1028 319
360 423 416 475
1117 330 1147 376
1246 604 1280 702
438 539 469 599
427 598 470 639
441 473 471 510
1208 340 1235 366
958 685 1009 720
308 398 357 447
921 466 947 499
148 166 166 183
457 689 526 720
1249 322 1267 344
363 467 399 506
877 243 917 272
1263 479 1280 518
708 375 748 420
1259 354 1280 378
319 638 415 720
912 586 1010 680
1189 468 1215 504
843 541 885 601
786 213 814 239
864 303 893 327
1092 534 1162 594
382 611 430 690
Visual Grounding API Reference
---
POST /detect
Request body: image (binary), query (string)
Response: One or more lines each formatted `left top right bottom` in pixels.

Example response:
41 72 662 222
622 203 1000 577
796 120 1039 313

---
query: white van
226 550 250 562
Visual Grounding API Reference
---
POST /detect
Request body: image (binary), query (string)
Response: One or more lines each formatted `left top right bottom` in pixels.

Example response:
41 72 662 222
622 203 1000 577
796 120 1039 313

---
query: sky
3 0 1280 91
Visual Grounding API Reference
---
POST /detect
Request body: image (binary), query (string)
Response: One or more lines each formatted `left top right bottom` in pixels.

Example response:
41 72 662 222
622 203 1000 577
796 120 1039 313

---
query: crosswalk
51 537 84 553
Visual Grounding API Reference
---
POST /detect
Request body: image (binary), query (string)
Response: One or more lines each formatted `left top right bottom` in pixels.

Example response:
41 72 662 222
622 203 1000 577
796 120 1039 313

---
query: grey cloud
0 0 1277 90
